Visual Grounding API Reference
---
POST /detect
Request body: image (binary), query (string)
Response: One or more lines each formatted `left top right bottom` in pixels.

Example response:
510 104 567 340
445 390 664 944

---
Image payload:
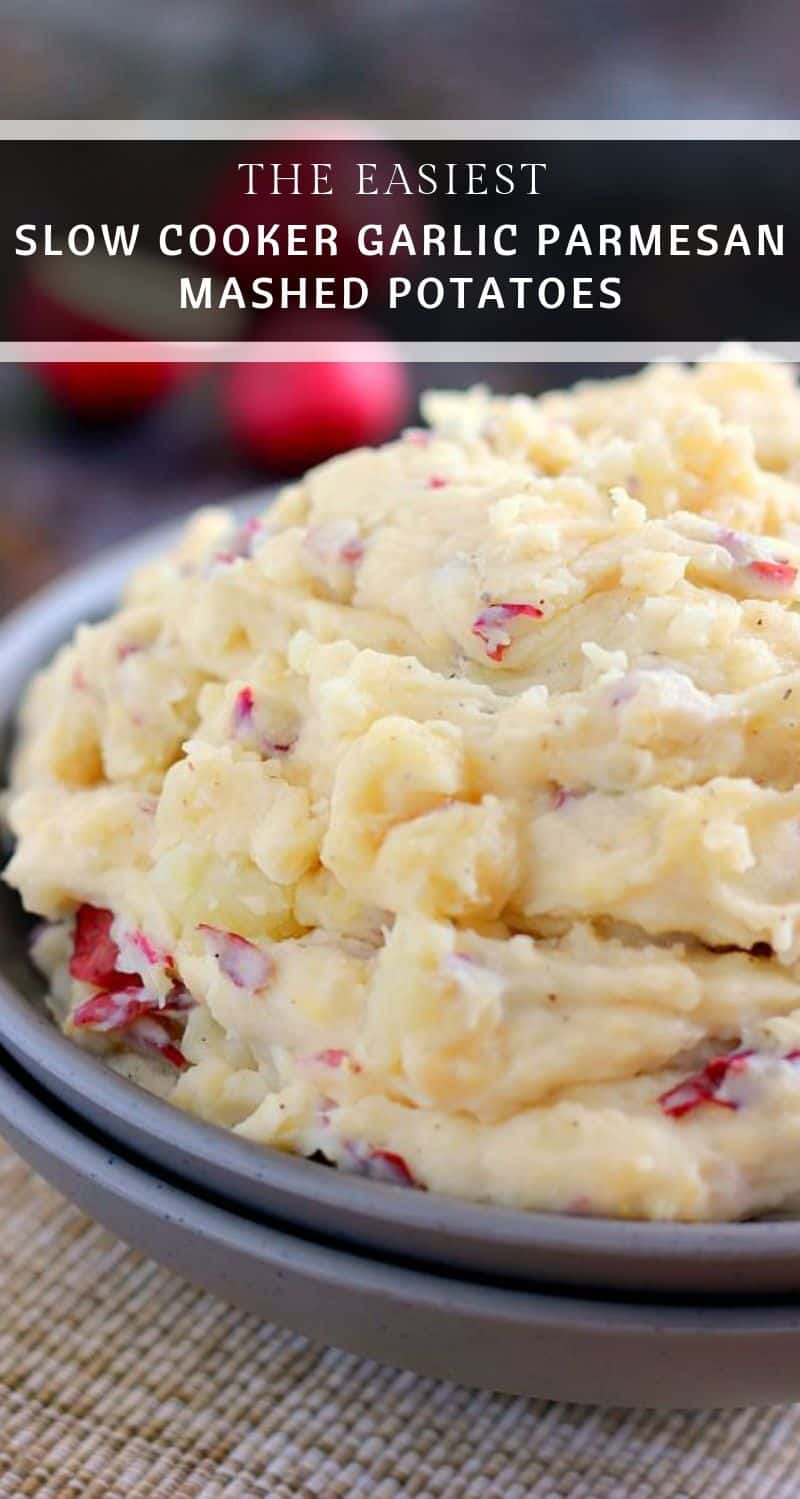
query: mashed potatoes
11 346 800 1221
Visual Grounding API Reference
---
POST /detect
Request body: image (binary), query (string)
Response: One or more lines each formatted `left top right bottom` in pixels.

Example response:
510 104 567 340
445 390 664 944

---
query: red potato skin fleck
314 1048 361 1072
233 685 255 730
116 641 144 662
151 1041 187 1069
304 523 364 570
72 988 152 1031
70 905 142 993
747 560 797 588
339 1138 420 1188
659 1049 755 1117
70 906 192 1069
198 924 275 991
72 986 194 1025
232 687 295 756
127 1015 188 1071
130 928 174 970
72 989 190 1070
337 536 365 565
367 1150 418 1187
472 603 544 662
550 786 587 811
214 516 265 566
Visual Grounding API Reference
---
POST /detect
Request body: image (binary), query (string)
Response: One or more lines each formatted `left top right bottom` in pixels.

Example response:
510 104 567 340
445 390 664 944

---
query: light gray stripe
1 120 800 140
0 341 794 363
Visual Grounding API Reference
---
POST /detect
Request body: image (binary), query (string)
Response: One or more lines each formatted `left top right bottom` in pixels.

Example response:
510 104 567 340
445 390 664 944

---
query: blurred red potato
27 359 180 420
204 138 421 290
15 253 243 420
223 313 411 473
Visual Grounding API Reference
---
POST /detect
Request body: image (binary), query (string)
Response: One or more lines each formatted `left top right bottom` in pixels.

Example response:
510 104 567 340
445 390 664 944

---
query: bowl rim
5 1041 800 1332
2 496 800 1274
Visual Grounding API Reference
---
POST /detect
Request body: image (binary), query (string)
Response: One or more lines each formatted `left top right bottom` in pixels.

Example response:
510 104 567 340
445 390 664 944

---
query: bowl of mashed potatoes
7 347 800 1272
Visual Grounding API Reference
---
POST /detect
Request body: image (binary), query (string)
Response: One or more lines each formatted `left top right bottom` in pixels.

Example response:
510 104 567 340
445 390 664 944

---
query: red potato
16 253 243 420
222 315 411 473
27 354 180 421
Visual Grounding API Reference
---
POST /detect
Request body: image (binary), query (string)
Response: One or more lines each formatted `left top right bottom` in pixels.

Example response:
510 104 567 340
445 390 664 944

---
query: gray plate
4 1044 800 1411
3 510 800 1299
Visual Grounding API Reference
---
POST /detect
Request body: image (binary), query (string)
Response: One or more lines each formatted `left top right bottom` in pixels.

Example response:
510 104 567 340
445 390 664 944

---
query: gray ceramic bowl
3 509 800 1300
5 1042 800 1410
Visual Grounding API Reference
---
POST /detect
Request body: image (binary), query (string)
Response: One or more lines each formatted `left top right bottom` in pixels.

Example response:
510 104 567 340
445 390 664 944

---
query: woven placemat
0 1140 797 1499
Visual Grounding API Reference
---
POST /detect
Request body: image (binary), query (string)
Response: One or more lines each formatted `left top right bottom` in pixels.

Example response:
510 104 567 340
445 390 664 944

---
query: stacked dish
1 511 800 1410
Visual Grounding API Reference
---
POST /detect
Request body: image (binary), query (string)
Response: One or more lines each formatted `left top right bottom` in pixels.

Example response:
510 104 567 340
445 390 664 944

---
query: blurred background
0 0 797 611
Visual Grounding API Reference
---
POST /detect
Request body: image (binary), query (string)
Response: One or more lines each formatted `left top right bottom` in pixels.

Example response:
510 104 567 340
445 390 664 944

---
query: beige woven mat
0 1140 797 1499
